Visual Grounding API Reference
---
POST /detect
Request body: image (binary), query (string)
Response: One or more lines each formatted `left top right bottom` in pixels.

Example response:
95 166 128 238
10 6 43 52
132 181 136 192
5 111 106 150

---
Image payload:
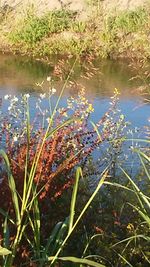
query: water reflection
0 53 149 128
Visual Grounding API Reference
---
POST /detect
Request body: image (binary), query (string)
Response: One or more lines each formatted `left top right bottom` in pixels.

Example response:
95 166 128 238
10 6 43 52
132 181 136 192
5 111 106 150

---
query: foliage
10 8 76 45
0 246 11 256
0 65 149 266
0 72 116 266
0 77 113 265
106 8 148 34
3 3 150 59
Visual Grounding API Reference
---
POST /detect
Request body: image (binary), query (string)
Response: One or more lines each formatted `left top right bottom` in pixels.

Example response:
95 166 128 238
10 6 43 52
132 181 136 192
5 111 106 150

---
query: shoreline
0 2 150 62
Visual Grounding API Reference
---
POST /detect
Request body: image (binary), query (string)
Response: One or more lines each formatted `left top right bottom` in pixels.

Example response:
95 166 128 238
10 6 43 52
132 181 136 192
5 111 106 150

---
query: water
0 53 149 129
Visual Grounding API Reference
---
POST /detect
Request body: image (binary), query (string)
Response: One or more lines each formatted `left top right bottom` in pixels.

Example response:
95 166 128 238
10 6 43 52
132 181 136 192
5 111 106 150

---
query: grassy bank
0 3 150 60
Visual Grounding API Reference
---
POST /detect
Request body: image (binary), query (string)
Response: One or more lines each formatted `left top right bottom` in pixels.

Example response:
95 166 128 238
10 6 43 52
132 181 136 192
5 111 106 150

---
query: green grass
106 8 148 34
1 5 149 59
10 8 76 45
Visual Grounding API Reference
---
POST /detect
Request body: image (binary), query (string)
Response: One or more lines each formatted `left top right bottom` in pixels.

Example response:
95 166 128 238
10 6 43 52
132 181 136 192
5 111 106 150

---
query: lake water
0 53 149 130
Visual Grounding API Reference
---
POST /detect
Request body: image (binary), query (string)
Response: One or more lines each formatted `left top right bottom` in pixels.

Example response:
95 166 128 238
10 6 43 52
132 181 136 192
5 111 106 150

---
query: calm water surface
0 53 149 129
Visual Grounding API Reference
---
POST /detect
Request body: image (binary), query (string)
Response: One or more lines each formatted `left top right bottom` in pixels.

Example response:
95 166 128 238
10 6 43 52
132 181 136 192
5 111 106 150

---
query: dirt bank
0 0 149 16
0 0 150 60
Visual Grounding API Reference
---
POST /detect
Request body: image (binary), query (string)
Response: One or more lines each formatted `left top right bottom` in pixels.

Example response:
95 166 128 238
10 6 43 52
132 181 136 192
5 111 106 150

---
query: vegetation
10 9 77 45
0 2 150 266
0 3 150 59
0 59 149 266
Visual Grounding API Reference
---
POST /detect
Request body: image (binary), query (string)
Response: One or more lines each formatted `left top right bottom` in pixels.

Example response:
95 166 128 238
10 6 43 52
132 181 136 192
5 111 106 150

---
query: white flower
8 106 11 111
13 136 18 142
24 94 30 98
51 88 56 94
47 76 51 82
13 96 18 102
4 94 10 100
40 93 46 99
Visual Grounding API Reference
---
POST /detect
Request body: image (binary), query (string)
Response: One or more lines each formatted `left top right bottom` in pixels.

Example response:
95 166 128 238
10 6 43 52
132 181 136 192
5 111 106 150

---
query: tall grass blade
82 234 103 258
3 215 10 249
136 150 150 181
0 209 14 225
32 192 41 257
129 203 150 227
48 256 106 267
120 166 150 209
112 234 150 248
49 168 108 266
0 150 20 225
139 153 150 181
90 121 102 142
68 167 82 234
50 217 69 256
44 222 63 258
117 253 133 267
135 149 150 162
46 118 78 139
21 98 30 218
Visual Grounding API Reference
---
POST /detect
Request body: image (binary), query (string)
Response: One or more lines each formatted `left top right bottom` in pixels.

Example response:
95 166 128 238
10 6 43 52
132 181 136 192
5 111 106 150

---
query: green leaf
3 215 10 248
68 167 82 234
90 121 102 142
44 222 63 257
50 217 69 255
46 118 79 139
129 203 150 227
0 150 20 225
50 168 108 266
117 253 133 267
0 246 11 256
48 256 105 267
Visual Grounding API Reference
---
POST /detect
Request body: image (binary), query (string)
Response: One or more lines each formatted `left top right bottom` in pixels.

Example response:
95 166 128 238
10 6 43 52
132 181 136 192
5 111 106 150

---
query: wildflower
4 95 10 100
52 88 56 94
87 103 94 113
13 96 18 102
13 136 18 142
8 106 12 111
24 94 30 98
114 88 120 95
47 76 51 82
40 93 46 99
127 223 134 231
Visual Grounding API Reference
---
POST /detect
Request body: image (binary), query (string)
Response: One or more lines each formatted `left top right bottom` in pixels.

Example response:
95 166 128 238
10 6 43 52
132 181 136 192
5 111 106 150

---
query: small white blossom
13 96 18 102
47 76 51 82
52 88 56 94
4 95 10 100
40 93 46 99
13 136 18 142
24 94 30 98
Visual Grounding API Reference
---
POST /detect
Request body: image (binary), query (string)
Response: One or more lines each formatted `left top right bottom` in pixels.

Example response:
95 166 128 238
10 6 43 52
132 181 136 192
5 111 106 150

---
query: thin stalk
68 167 82 234
49 168 108 266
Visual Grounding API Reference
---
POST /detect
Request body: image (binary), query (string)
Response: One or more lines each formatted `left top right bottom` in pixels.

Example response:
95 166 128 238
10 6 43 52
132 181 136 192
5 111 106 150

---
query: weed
10 9 76 45
106 8 148 34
